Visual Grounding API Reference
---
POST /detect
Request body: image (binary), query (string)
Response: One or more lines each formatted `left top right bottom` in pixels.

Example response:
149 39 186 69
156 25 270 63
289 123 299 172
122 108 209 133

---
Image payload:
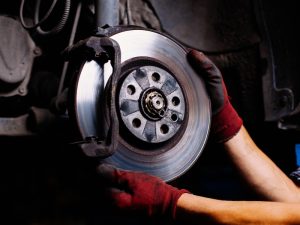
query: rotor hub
142 89 166 120
118 65 186 143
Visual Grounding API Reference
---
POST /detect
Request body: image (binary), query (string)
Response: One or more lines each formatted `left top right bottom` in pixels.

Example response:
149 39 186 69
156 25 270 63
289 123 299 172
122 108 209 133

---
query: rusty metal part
0 114 34 136
72 27 211 181
0 16 39 97
0 106 57 136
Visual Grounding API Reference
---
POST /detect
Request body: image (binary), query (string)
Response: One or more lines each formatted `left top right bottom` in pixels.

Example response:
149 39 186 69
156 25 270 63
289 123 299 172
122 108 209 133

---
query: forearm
176 193 300 225
224 126 300 202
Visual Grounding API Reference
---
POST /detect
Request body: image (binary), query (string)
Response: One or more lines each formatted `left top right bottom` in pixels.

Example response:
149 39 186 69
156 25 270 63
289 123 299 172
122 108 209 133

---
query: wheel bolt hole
159 109 165 117
151 72 160 82
132 118 141 128
172 96 180 106
160 124 169 134
127 85 136 95
171 114 178 122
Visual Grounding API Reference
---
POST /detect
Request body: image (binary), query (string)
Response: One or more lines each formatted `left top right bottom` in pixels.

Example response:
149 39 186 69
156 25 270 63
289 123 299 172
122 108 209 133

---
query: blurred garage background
1 0 300 224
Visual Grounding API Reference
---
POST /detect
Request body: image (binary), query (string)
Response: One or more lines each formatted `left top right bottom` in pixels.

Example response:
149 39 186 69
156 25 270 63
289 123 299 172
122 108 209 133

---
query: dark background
1 0 300 224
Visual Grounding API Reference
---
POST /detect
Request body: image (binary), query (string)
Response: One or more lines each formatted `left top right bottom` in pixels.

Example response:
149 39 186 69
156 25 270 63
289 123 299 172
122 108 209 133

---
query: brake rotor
72 27 211 181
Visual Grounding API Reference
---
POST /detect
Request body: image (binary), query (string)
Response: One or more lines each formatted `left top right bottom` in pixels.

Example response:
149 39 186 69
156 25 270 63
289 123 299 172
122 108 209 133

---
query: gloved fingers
109 189 132 209
187 49 228 114
187 49 222 80
97 163 134 189
97 163 119 184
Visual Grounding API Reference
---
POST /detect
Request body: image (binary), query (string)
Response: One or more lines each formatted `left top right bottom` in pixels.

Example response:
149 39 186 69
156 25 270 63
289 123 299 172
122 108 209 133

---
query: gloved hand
187 49 243 142
97 164 189 219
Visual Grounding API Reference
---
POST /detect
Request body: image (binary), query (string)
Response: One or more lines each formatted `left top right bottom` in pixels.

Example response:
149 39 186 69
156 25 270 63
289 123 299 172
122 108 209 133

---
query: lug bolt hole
171 114 178 122
160 124 169 134
159 109 165 117
132 118 141 128
172 96 180 106
151 72 160 82
127 85 136 95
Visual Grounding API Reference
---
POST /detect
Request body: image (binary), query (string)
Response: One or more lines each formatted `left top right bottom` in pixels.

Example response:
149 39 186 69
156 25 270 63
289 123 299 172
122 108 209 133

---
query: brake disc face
73 27 211 181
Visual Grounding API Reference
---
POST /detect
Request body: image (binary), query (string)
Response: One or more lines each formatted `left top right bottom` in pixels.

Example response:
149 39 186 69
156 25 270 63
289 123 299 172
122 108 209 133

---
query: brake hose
19 0 58 29
19 0 71 36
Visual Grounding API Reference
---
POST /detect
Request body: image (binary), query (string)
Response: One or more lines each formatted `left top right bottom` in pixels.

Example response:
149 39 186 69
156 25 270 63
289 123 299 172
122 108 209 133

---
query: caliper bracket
65 36 121 158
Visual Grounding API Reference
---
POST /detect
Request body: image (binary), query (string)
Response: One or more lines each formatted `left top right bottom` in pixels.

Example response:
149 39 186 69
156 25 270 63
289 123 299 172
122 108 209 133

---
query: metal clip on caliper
64 35 121 159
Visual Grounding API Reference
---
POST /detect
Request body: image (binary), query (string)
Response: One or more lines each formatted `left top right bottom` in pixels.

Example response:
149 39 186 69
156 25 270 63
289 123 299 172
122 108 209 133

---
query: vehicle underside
1 0 300 224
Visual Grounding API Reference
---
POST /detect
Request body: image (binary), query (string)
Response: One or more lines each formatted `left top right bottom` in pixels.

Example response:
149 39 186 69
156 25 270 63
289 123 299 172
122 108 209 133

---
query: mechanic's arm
188 50 300 202
224 125 300 202
175 126 300 224
176 193 300 225
97 163 300 225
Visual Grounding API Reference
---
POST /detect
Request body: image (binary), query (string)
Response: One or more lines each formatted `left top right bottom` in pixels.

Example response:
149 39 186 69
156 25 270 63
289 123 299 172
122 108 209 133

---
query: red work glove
187 49 243 142
97 164 189 219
